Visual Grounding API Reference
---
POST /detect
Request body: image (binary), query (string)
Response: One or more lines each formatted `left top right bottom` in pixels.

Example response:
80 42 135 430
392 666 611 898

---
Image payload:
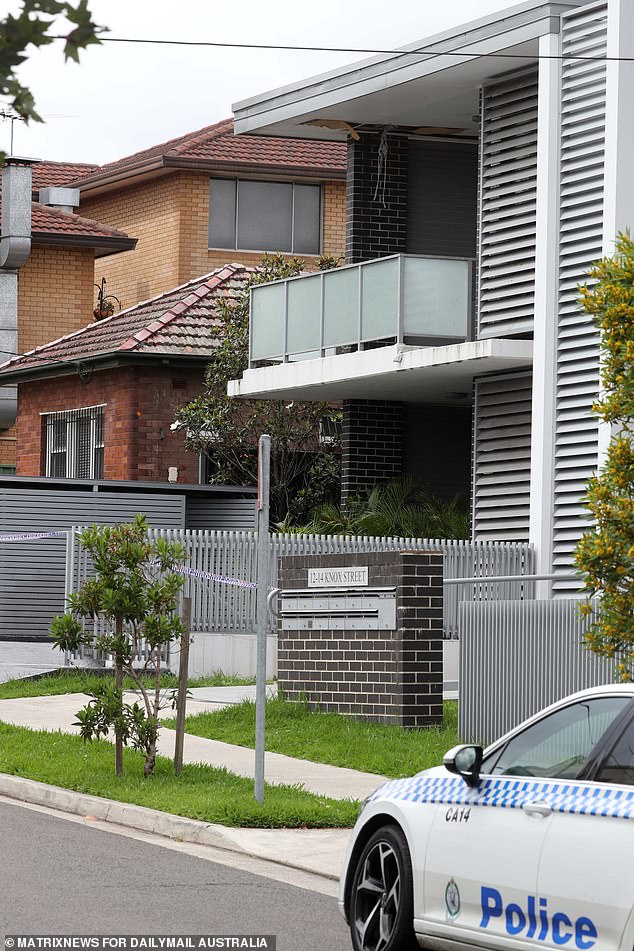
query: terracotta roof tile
71 118 345 186
0 172 135 247
31 161 98 190
0 265 256 378
29 201 134 241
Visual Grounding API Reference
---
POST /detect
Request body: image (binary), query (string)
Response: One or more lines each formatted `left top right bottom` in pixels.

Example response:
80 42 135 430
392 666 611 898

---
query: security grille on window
209 178 321 254
43 406 104 479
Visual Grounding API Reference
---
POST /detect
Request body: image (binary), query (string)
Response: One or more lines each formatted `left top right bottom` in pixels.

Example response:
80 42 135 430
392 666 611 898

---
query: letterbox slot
279 587 396 631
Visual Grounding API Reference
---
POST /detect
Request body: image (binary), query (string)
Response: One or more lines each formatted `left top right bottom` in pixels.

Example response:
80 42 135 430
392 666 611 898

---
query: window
481 696 630 780
209 178 321 254
596 718 634 786
43 406 104 479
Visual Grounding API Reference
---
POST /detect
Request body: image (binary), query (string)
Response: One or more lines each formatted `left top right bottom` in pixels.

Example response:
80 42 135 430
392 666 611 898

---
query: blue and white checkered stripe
370 774 634 820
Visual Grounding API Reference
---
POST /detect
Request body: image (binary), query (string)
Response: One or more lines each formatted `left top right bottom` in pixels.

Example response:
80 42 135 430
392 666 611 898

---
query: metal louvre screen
458 599 614 744
0 488 185 640
478 69 538 338
553 3 607 592
472 372 532 541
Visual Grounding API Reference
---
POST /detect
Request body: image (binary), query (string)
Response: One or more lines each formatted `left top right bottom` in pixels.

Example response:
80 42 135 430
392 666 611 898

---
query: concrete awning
229 338 533 404
233 2 579 138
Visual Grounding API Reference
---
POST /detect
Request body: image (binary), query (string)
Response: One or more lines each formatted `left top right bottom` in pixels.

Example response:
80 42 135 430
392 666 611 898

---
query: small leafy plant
50 515 186 776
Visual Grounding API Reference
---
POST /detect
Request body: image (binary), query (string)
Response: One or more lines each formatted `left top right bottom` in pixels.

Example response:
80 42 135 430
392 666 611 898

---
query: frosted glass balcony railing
248 254 474 366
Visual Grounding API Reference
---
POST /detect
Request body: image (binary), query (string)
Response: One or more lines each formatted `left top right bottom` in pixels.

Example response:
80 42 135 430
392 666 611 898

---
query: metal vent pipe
0 157 34 430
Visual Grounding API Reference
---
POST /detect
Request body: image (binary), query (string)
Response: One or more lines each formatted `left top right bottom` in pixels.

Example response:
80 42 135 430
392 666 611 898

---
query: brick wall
80 176 183 310
342 399 403 500
16 365 205 482
81 173 347 310
277 551 444 728
346 132 409 264
0 244 98 471
17 245 96 353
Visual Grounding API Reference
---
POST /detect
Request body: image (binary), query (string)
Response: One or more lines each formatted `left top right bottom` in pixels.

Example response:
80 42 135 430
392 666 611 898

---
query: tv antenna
0 110 26 155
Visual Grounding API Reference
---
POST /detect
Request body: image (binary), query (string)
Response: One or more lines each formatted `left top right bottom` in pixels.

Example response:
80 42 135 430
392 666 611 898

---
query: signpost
254 433 270 802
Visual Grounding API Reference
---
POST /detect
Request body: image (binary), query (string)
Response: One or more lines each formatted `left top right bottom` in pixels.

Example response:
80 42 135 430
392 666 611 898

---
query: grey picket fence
67 529 534 638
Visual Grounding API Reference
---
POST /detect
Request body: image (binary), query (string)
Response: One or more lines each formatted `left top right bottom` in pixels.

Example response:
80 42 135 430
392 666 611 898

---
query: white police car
339 684 634 951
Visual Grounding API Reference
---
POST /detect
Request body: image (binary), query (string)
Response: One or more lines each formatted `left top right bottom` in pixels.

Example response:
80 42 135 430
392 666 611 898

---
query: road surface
0 799 351 951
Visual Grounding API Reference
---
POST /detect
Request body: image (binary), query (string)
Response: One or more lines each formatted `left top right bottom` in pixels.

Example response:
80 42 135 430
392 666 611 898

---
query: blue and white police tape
174 565 257 590
0 530 68 542
0 530 258 591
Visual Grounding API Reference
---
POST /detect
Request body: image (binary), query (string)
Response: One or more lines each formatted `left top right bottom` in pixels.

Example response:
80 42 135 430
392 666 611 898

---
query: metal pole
254 434 271 802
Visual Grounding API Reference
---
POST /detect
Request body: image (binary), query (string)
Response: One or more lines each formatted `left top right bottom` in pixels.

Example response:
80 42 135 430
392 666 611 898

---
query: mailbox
280 587 396 631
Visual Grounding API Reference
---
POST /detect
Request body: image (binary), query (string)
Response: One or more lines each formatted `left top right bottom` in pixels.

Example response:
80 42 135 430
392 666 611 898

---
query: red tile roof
0 265 255 381
31 161 98 190
29 201 134 244
71 118 346 188
0 166 135 252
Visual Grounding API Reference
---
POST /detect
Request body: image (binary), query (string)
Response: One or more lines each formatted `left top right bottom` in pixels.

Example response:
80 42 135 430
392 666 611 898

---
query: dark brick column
346 132 409 264
342 399 403 501
277 550 444 728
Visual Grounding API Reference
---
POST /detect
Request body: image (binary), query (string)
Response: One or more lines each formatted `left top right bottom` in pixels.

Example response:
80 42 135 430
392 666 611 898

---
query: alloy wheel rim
353 840 401 951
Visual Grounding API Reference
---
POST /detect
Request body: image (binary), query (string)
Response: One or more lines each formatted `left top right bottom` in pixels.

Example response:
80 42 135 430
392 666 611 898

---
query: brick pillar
342 399 403 501
346 132 409 264
277 550 444 728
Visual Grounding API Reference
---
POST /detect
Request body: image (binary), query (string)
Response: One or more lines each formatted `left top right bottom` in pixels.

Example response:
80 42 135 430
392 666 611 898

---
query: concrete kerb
0 772 344 881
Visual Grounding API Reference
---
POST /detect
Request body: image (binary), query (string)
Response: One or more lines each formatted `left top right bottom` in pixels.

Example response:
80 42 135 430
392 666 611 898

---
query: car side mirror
443 744 483 788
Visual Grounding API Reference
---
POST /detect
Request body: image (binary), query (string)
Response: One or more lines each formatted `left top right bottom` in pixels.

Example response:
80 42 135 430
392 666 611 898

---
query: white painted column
529 32 561 589
599 0 634 463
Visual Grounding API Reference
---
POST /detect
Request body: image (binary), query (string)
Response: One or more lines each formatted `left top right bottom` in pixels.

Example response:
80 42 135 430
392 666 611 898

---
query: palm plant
297 477 470 540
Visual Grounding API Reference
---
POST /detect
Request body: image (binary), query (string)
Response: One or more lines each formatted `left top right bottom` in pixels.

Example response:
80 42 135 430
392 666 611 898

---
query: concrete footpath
0 685 389 881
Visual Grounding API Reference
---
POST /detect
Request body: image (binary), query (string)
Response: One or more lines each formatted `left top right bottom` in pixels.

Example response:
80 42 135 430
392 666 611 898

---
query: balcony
248 254 475 367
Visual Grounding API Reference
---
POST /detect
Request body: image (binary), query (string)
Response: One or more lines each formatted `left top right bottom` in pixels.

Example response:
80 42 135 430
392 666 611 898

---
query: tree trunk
143 742 156 777
143 719 159 777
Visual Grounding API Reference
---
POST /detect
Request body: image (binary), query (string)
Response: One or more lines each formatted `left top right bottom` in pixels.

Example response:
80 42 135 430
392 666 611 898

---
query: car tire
349 824 418 951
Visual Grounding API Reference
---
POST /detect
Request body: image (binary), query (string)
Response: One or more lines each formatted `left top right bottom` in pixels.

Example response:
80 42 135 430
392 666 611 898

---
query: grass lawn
164 697 460 778
0 669 255 700
0 721 358 828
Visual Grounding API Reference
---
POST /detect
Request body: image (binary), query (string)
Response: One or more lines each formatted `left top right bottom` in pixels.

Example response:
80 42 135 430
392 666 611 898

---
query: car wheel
349 824 417 951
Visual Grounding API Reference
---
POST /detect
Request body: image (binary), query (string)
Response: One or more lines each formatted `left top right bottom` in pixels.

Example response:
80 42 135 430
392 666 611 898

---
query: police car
339 684 634 951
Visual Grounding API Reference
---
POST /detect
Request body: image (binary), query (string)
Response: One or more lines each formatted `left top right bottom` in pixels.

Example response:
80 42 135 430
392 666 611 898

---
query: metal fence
67 529 534 638
458 598 615 744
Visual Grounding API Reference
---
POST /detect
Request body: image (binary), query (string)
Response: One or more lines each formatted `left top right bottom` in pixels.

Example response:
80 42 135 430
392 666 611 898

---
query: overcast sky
3 0 528 165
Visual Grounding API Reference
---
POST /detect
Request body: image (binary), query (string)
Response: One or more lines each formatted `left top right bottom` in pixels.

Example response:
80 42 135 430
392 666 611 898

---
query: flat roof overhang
228 338 533 403
233 1 583 138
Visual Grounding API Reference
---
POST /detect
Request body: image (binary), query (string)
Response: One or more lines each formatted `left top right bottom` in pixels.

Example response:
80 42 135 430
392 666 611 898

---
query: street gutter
0 772 345 881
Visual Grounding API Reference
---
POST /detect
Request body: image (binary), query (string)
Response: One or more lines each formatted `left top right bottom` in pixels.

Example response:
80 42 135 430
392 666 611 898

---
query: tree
174 253 341 526
50 516 186 777
575 232 634 680
1 1 103 159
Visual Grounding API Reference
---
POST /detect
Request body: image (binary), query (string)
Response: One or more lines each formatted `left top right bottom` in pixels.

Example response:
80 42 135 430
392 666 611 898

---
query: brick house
0 265 252 482
68 118 347 311
0 160 136 471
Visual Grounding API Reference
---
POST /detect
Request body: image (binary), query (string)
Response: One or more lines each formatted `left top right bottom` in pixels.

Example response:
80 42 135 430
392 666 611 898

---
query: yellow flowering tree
575 233 634 679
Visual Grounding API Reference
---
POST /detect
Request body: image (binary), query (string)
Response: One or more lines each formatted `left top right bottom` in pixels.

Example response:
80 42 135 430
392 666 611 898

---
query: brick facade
16 366 205 482
0 245 100 470
18 245 96 356
81 173 347 310
277 551 444 728
339 133 409 503
342 399 403 500
346 132 409 264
